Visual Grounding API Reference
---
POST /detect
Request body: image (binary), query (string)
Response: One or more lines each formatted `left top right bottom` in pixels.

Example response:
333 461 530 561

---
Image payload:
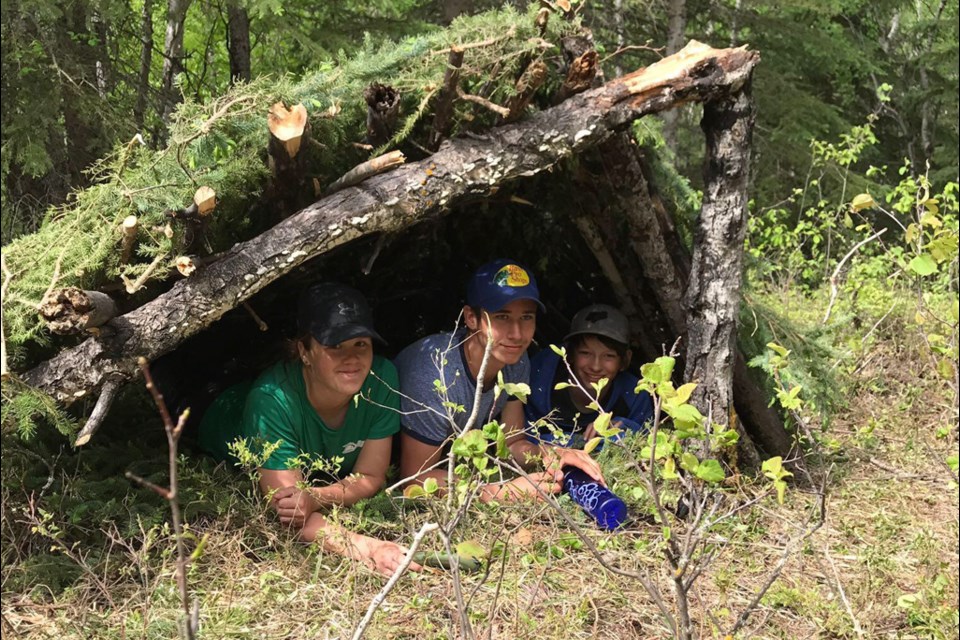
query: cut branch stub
120 215 139 265
364 83 401 147
327 151 406 194
175 256 202 277
428 47 465 151
267 102 308 159
505 59 549 121
555 50 599 104
193 186 217 216
39 288 118 335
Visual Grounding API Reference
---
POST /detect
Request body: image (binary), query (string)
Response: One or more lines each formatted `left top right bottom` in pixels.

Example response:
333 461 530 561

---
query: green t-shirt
198 356 400 477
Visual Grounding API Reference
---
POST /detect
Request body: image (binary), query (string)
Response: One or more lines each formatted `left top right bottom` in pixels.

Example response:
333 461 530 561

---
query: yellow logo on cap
494 264 530 287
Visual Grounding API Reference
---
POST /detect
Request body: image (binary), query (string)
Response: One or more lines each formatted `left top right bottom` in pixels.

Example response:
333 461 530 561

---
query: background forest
1 1 957 639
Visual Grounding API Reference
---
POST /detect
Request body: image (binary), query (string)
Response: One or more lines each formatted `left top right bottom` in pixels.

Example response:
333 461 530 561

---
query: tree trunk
662 0 687 150
683 82 753 445
226 1 251 85
160 0 191 125
21 42 760 407
581 133 791 461
134 0 154 131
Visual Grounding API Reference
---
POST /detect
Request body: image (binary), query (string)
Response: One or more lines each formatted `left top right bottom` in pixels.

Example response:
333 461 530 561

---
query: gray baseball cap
564 304 630 345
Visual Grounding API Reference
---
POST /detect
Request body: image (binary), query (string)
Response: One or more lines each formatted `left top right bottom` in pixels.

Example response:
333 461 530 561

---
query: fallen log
22 41 759 406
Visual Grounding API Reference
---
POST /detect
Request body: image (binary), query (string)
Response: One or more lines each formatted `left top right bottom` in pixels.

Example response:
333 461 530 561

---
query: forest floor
1 288 958 640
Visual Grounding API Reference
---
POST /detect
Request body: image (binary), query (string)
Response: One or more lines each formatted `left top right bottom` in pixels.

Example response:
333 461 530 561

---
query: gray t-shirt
394 331 530 446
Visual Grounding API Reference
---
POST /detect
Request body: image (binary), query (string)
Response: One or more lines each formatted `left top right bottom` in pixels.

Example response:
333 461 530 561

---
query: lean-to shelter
1 6 792 462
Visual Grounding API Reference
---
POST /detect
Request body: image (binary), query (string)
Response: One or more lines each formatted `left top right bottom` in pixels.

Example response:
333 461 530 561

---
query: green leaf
455 539 488 561
583 437 603 455
762 456 784 479
549 344 566 358
662 456 679 480
403 485 426 499
665 403 704 429
592 412 613 437
766 342 790 358
553 382 574 390
590 377 609 395
640 362 664 385
673 383 697 406
947 454 958 473
850 193 876 211
500 381 531 403
694 459 725 483
896 593 920 609
774 479 787 504
905 223 920 245
654 356 676 380
452 430 487 458
680 452 700 473
919 211 942 228
423 477 439 494
908 254 938 276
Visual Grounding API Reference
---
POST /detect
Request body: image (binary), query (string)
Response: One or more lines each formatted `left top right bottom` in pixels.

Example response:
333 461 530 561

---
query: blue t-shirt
394 331 530 446
525 350 652 448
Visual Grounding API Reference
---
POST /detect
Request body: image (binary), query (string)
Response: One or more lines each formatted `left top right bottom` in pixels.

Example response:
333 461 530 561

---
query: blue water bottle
562 467 628 531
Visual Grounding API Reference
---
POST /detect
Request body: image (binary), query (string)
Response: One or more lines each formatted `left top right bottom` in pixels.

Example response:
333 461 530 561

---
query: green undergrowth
1 5 579 364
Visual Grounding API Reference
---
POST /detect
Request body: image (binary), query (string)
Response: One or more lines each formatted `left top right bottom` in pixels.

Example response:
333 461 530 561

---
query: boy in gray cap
526 304 653 449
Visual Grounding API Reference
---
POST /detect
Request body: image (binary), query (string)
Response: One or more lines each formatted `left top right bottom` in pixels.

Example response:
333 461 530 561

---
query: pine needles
1 5 578 367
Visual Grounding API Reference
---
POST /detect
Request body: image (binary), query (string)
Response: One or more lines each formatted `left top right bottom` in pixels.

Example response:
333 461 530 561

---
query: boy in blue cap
395 259 604 501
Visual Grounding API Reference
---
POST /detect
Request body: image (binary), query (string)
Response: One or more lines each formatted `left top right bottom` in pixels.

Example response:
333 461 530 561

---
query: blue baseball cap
466 259 545 312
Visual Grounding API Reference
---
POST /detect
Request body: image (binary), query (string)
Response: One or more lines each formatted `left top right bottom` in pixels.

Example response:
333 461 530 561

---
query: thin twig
123 252 168 294
823 545 865 638
600 43 664 65
75 379 122 446
456 88 510 118
136 357 195 639
351 522 439 640
822 228 887 324
40 248 67 305
242 302 268 332
431 27 516 55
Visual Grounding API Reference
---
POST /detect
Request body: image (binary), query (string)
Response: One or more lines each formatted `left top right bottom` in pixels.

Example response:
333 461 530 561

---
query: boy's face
466 299 537 365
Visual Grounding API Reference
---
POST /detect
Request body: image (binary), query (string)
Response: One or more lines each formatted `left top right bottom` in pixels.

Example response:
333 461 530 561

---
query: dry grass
2 307 958 640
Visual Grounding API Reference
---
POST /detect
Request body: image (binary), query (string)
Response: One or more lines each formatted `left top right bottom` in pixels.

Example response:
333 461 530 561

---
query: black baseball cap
297 283 384 346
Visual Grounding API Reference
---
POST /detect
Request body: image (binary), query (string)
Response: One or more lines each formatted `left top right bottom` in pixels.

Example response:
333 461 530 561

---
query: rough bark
160 0 192 125
134 0 154 130
21 41 760 406
662 0 688 149
226 1 251 85
683 83 753 441
583 134 791 460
